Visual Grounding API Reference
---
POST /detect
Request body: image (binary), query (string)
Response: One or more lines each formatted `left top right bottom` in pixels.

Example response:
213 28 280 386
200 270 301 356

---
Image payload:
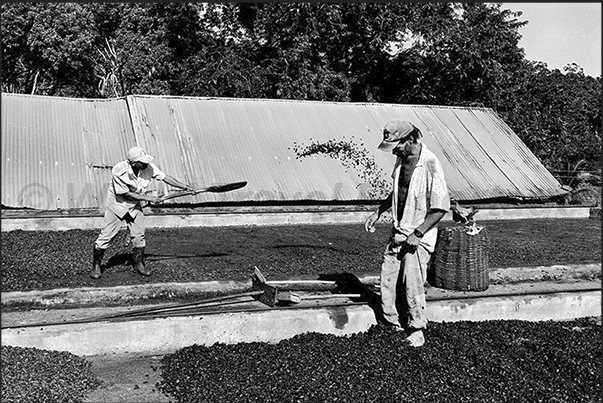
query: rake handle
159 181 247 202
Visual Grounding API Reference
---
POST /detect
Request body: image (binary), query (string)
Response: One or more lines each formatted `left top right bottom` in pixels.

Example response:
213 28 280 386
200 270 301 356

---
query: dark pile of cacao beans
2 219 600 292
1 345 102 403
157 318 600 403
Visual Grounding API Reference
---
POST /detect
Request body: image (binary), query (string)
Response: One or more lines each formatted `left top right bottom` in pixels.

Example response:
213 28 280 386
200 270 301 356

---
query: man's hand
364 212 378 233
147 195 163 204
404 233 421 248
163 175 196 193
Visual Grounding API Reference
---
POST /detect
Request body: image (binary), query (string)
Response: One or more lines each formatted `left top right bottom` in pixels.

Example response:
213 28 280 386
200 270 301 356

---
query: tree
383 3 527 106
1 3 205 97
177 3 412 101
172 3 273 98
90 3 204 97
253 3 418 102
495 61 601 172
1 3 98 96
1 2 599 174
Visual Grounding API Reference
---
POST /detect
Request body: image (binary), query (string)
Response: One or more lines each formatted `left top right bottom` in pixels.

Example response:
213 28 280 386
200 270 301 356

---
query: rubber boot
132 247 151 276
90 247 105 279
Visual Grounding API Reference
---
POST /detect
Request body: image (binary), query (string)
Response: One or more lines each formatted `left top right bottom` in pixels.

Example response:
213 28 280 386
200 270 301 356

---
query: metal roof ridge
1 92 492 110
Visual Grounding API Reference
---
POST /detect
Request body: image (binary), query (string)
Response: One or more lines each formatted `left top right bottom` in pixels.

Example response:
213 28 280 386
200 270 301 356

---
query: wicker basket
430 226 489 291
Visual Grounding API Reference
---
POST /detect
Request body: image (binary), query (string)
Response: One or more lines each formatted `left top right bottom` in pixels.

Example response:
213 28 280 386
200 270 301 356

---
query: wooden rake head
251 267 301 306
251 267 278 307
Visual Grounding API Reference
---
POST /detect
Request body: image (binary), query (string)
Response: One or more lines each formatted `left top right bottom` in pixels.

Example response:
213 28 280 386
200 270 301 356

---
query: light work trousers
94 209 145 249
380 234 431 330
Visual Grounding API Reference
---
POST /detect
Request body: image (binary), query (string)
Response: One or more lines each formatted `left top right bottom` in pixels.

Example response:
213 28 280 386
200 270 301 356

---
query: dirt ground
1 218 600 292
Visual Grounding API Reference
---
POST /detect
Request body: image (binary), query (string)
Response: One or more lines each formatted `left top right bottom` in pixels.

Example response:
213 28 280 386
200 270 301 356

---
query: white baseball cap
127 146 154 164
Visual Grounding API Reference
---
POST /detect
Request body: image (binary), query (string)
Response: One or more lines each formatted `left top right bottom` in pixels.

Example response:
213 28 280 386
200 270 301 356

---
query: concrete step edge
2 289 601 357
2 263 600 309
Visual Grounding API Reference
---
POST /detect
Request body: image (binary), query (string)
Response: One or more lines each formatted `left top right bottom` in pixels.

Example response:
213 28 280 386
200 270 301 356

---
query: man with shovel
90 146 194 279
364 120 450 347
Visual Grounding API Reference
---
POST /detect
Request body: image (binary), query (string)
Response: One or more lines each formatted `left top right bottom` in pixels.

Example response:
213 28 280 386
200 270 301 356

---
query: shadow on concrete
317 272 385 325
317 272 365 293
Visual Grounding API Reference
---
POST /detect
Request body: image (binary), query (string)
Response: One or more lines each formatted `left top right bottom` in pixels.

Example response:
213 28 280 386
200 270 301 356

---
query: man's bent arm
414 209 448 236
162 175 193 191
122 191 160 203
365 191 393 232
376 192 393 217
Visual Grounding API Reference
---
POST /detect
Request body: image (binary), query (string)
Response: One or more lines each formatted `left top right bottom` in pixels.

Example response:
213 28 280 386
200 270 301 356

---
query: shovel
159 181 247 202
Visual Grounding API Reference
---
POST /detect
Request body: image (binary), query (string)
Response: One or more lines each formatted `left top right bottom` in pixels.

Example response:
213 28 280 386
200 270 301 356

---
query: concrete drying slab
2 279 600 328
2 262 600 356
83 353 170 403
2 263 600 309
1 206 592 231
2 282 600 356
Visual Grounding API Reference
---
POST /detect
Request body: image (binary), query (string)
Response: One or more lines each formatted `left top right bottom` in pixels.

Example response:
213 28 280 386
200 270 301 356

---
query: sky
501 3 601 77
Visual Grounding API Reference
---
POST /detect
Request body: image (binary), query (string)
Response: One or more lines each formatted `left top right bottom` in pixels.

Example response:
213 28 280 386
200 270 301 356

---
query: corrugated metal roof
1 93 566 209
127 95 566 204
1 93 134 209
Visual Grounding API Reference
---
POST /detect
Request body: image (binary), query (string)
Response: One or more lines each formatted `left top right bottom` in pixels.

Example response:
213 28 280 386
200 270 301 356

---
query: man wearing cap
365 120 450 347
90 146 195 279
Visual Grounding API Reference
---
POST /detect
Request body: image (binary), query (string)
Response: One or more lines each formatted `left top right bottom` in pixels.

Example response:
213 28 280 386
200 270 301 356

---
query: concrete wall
2 289 599 356
0 207 592 232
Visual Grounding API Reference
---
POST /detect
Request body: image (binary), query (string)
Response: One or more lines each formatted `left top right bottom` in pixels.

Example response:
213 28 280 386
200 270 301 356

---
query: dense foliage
1 3 600 172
